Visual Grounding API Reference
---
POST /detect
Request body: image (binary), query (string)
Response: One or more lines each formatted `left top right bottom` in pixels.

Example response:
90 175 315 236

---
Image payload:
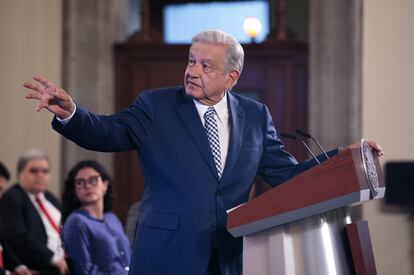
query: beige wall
363 0 414 274
0 0 62 195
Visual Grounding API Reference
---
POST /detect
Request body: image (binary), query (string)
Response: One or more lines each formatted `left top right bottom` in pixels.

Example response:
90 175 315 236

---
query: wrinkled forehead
189 42 227 56
189 42 228 66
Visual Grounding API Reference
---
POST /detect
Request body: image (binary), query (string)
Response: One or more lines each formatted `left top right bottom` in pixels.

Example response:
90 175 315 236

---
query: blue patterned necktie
204 107 222 178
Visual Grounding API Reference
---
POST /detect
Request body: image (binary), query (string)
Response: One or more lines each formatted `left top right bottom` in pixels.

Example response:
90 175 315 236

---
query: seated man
0 150 67 275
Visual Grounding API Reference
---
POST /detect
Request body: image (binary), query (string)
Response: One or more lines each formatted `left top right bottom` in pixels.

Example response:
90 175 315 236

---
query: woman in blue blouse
61 160 131 275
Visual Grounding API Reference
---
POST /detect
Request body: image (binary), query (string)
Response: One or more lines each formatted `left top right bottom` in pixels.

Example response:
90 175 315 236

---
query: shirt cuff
56 104 77 125
14 265 29 272
50 253 63 265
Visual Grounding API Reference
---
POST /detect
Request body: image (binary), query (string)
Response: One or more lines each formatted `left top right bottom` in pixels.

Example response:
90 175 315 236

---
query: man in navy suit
23 30 383 275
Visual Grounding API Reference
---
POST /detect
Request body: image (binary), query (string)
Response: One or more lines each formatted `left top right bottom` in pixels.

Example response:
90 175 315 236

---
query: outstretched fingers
23 75 75 118
25 91 42 100
23 76 60 100
23 81 49 105
23 75 56 94
23 81 44 93
24 78 56 112
33 75 55 89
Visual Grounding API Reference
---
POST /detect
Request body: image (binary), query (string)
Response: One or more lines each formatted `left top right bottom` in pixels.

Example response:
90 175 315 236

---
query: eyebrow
75 174 100 179
188 53 215 63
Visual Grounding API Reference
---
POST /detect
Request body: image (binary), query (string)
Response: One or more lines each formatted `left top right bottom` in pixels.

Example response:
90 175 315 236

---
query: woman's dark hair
61 160 114 224
0 161 10 180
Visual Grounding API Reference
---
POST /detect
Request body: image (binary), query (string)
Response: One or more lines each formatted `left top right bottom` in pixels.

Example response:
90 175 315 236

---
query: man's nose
188 64 202 77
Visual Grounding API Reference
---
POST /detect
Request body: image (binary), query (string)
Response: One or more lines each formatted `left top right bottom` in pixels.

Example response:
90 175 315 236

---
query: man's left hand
366 140 384 157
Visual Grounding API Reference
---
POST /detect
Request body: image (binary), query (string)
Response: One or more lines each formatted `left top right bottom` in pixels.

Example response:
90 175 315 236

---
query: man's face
19 158 50 195
184 42 239 105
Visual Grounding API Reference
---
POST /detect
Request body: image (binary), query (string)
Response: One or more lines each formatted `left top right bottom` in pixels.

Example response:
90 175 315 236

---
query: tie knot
204 107 215 119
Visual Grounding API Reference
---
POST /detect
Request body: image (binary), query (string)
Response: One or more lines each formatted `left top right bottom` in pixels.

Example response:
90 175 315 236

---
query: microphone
280 132 320 164
295 129 329 160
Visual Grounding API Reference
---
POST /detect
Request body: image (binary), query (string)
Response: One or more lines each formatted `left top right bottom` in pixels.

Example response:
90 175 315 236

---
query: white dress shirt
27 192 65 264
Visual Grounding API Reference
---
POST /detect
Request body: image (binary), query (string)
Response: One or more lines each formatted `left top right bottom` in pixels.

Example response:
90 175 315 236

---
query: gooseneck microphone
295 129 329 160
280 132 320 164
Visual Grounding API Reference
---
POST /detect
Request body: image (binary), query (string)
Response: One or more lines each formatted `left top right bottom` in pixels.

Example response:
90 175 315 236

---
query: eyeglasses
74 175 101 188
29 168 50 174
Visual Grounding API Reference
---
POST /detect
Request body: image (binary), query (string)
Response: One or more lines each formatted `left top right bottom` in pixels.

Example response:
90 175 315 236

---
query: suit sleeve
1 239 24 271
0 191 54 267
52 91 155 152
256 106 300 187
257 106 340 187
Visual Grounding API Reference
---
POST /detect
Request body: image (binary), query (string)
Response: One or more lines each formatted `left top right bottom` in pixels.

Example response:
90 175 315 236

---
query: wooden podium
227 140 385 275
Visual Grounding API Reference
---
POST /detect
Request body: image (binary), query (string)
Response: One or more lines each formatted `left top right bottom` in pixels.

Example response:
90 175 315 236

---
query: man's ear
225 70 240 90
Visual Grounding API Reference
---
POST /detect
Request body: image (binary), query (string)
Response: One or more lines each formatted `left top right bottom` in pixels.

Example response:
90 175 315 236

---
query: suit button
211 222 217 228
216 191 222 196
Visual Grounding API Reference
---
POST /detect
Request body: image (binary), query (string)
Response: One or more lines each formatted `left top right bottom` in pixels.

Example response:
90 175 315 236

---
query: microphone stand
280 132 320 164
296 129 330 160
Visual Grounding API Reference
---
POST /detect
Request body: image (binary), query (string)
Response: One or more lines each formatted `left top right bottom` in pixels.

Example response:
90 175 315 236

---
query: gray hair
17 149 50 175
191 29 244 74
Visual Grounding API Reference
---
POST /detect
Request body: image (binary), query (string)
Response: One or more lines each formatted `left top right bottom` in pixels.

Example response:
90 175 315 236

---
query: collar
193 92 228 123
26 190 46 201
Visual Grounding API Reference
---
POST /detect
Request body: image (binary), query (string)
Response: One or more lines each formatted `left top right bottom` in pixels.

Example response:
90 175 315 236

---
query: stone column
61 0 131 178
309 0 363 219
308 0 363 149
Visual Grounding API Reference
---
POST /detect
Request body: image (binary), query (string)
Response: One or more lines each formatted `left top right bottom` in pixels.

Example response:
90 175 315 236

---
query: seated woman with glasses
61 160 131 275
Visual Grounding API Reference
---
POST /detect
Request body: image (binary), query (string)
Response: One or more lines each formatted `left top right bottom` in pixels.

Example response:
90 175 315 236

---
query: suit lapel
17 185 48 236
175 89 220 180
221 92 245 181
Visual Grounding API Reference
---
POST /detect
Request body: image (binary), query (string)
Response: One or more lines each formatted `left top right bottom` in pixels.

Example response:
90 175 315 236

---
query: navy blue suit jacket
52 87 329 275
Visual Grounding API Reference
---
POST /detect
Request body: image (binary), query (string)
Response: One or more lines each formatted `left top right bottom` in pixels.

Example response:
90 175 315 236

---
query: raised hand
23 75 75 119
